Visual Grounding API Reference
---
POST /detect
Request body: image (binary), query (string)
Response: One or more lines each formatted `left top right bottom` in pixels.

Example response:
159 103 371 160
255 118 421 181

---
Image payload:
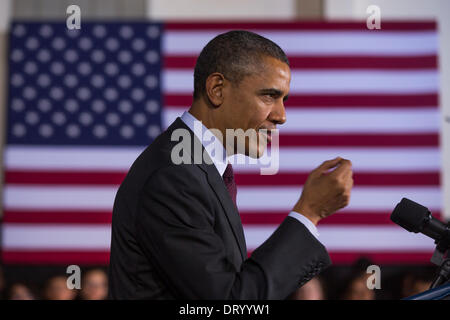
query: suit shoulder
144 162 208 192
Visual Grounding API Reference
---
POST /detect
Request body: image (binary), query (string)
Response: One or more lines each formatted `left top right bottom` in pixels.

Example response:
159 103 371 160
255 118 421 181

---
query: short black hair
193 30 289 100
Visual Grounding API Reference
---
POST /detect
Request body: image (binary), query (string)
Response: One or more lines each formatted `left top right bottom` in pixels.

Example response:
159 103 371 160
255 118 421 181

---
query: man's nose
270 99 286 125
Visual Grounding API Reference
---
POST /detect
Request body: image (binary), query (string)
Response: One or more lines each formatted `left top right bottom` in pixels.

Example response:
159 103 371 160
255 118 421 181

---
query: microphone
391 198 450 290
390 198 449 243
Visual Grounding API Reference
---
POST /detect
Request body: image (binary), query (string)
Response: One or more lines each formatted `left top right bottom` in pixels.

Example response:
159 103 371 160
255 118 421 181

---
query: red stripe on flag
328 252 433 265
164 56 197 69
4 210 441 226
164 94 438 108
5 171 440 186
5 171 126 185
2 250 432 265
279 133 439 147
284 94 439 107
235 172 440 186
246 250 433 264
165 21 436 31
239 211 442 225
1 250 110 265
3 210 112 224
164 55 437 70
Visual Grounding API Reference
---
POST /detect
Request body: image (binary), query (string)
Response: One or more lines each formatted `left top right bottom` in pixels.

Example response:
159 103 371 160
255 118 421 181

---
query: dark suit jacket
107 117 331 299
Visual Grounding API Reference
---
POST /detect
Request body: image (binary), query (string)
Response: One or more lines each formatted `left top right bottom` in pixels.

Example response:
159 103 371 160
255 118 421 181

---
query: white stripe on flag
236 186 441 212
163 107 440 134
5 146 440 172
163 31 438 55
231 147 441 172
4 185 118 210
2 224 111 250
4 146 144 171
1 223 434 251
3 185 441 212
163 70 439 94
244 225 435 251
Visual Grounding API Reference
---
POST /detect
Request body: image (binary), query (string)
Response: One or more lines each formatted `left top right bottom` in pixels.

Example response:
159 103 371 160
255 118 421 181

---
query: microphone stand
430 257 450 289
404 227 450 300
429 223 450 289
404 282 450 300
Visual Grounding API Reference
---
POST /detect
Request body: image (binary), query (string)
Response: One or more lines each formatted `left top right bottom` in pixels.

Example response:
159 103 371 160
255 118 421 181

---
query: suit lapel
203 163 247 261
171 118 247 261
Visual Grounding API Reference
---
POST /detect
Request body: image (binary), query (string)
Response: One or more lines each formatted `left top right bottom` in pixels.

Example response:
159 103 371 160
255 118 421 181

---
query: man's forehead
258 56 290 78
248 59 291 89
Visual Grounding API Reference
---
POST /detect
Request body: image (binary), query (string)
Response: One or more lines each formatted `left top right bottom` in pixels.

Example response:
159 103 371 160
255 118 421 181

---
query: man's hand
293 157 353 225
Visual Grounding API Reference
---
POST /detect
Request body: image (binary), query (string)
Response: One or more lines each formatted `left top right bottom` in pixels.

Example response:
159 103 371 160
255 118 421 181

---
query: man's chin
245 145 266 159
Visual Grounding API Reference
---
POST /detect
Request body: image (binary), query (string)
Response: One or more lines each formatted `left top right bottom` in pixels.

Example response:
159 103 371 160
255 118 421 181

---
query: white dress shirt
180 111 320 239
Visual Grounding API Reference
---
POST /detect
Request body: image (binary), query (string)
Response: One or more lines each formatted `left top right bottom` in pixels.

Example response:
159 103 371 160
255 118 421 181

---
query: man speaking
108 30 353 299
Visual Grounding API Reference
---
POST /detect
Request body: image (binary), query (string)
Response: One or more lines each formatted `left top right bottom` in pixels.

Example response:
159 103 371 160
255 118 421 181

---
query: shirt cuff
288 211 320 239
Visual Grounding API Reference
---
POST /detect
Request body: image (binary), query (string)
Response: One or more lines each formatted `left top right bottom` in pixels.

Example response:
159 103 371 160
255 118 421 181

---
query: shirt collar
180 111 228 176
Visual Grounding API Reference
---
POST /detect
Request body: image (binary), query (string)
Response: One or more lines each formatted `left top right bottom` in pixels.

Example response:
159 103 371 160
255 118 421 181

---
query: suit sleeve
135 164 331 299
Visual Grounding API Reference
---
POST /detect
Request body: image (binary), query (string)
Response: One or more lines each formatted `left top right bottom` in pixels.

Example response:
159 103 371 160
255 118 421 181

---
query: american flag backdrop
1 21 442 265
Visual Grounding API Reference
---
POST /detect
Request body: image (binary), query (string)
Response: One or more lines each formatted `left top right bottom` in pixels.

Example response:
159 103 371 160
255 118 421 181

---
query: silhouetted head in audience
79 268 108 300
289 276 325 300
6 282 36 300
0 265 4 298
340 257 376 300
44 275 77 300
401 269 434 297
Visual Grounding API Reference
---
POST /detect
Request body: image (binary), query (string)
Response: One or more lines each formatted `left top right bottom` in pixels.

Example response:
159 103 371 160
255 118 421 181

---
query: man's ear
205 73 225 107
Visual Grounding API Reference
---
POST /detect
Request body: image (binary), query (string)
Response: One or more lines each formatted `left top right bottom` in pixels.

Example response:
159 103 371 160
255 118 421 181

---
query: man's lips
258 129 273 143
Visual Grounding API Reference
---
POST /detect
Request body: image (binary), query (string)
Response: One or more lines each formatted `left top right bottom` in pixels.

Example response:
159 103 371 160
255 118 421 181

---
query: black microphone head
390 198 431 233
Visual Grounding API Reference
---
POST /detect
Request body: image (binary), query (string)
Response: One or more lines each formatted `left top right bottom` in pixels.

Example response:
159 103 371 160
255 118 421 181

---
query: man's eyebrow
257 88 283 96
258 88 281 95
258 88 289 101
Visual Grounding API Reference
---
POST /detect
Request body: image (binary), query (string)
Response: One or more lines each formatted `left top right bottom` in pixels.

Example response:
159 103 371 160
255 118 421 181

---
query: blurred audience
0 265 5 299
5 282 36 300
339 257 376 300
290 276 325 300
79 268 108 300
43 275 77 300
401 271 434 298
0 261 439 300
340 273 376 300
